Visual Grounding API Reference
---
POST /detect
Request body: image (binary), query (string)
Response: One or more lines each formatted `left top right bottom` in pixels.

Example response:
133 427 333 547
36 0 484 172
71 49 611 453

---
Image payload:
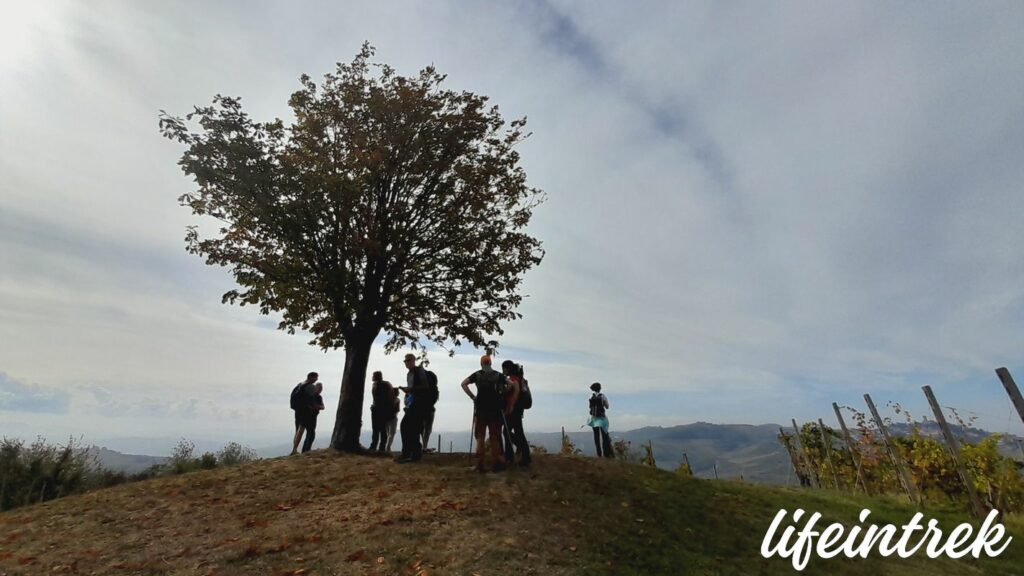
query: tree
159 44 544 451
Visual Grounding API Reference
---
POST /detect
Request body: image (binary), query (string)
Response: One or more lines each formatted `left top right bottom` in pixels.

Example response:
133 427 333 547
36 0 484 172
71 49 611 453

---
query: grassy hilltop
0 452 1021 575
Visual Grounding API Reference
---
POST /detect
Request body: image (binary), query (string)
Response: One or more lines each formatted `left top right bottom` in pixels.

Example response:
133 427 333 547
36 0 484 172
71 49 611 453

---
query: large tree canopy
160 44 544 450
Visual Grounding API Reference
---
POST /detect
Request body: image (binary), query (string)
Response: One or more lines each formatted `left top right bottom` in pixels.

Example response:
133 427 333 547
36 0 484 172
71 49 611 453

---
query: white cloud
2 0 1023 447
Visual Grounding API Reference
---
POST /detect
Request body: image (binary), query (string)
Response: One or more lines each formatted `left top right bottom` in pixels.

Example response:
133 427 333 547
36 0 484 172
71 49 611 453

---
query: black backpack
474 369 506 408
589 393 606 418
518 378 533 410
290 382 309 410
425 370 439 407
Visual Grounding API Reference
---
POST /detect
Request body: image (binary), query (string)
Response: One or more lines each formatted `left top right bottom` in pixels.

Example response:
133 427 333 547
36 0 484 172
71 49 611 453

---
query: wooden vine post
996 367 1024 426
864 394 919 505
779 427 806 486
818 418 840 489
832 402 869 494
922 385 985 519
792 419 820 487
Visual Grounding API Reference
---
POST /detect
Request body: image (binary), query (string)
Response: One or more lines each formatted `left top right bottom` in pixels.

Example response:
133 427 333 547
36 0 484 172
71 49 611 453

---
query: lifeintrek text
761 508 1012 571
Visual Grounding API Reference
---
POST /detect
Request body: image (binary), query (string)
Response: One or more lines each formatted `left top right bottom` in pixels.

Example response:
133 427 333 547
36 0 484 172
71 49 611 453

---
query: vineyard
779 367 1024 516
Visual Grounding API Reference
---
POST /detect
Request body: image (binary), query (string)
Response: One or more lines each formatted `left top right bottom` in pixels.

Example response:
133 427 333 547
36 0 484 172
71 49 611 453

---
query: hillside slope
0 452 1021 575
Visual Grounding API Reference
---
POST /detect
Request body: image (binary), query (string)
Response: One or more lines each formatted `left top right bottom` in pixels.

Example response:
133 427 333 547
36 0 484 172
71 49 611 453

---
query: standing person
290 371 318 455
501 360 531 466
369 371 395 453
397 353 430 463
302 382 326 452
588 382 613 458
461 355 509 472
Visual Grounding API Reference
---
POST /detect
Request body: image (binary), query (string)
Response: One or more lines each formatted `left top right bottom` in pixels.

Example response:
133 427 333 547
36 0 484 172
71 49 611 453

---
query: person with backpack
306 382 326 449
369 371 397 453
397 353 431 463
290 371 319 455
588 382 613 458
501 360 532 466
461 355 509 472
421 369 440 451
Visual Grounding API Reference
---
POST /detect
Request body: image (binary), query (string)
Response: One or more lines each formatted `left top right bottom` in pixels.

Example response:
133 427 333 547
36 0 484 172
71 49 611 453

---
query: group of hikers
290 353 616 471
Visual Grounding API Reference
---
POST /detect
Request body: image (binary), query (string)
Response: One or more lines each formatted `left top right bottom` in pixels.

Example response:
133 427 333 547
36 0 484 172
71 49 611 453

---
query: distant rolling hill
527 421 1023 485
87 447 167 474
527 423 792 484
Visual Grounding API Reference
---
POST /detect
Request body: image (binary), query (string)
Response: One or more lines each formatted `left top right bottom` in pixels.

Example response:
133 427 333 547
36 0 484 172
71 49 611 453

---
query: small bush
198 452 218 469
560 433 581 456
0 436 95 511
613 439 642 463
217 442 258 466
169 438 196 474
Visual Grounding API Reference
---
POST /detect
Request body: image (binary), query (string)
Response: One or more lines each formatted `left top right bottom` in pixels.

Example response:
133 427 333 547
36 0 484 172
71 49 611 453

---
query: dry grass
0 451 594 576
1 451 1021 575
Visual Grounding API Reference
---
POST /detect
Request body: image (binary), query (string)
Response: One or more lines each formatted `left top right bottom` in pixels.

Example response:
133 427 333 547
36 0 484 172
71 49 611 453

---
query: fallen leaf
242 545 261 558
345 549 367 562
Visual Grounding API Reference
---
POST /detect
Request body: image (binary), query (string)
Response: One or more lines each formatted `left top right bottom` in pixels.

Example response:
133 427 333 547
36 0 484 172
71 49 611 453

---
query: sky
2 1 1024 455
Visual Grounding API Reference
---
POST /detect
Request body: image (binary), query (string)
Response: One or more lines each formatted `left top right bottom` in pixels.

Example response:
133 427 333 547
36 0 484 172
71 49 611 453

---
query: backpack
372 381 393 410
474 369 506 410
589 393 606 418
425 370 439 407
518 378 533 410
290 382 309 410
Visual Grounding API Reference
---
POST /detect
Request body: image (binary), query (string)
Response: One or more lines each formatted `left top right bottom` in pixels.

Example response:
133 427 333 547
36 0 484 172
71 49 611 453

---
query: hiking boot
492 462 507 473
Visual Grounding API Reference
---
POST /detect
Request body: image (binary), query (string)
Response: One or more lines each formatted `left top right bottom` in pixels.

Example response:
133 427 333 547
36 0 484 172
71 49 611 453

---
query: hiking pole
500 410 515 464
469 412 476 463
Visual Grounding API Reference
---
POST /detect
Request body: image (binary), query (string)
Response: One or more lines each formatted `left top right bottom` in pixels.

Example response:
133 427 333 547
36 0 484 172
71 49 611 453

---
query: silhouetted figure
502 360 531 466
369 371 396 453
588 382 613 458
397 354 430 463
290 371 319 455
462 355 509 472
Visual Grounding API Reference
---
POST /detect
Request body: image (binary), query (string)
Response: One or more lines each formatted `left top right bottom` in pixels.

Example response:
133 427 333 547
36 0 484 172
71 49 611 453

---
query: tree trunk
331 336 374 452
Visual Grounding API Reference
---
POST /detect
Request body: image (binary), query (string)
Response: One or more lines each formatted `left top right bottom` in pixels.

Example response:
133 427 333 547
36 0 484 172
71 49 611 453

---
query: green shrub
217 442 258 466
0 437 94 511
